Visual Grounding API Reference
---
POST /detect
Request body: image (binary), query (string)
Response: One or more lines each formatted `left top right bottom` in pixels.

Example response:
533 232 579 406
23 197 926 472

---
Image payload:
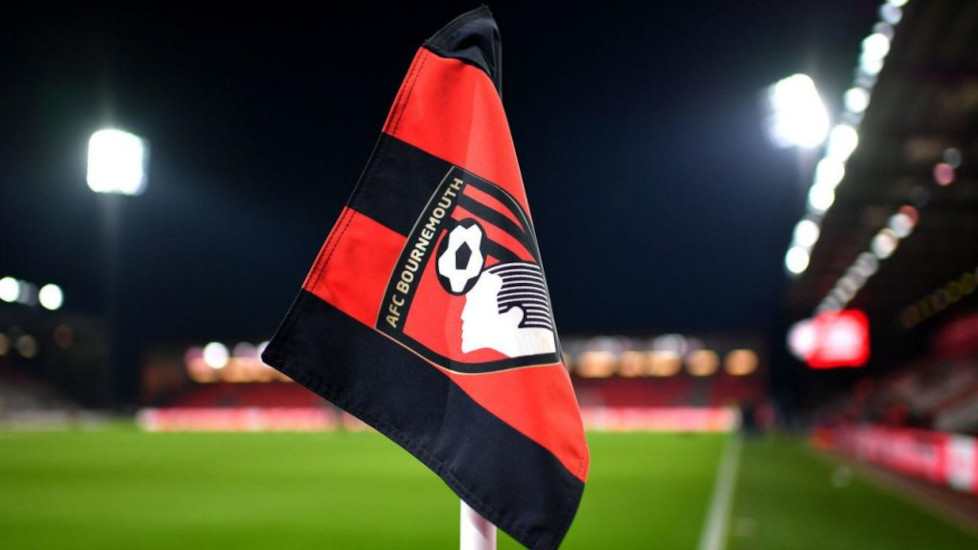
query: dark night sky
1 2 882 353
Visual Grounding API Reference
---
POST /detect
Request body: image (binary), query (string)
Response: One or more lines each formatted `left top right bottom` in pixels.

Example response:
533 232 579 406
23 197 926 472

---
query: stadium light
807 184 835 213
764 74 830 149
87 129 149 195
202 342 229 369
843 87 870 113
771 0 907 286
785 246 810 275
888 211 915 238
825 125 859 162
861 33 891 63
793 219 820 248
813 157 846 188
38 284 64 311
0 276 19 303
871 229 898 259
87 128 148 405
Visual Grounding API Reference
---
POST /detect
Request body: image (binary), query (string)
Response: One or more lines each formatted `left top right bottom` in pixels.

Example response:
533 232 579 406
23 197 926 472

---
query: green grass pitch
0 429 974 548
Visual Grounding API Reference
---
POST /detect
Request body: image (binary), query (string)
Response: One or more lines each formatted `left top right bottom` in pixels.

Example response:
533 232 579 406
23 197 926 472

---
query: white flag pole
460 499 497 550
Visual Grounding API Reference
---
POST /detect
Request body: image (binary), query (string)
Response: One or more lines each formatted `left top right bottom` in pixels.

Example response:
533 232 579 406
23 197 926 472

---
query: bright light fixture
871 229 898 259
888 212 915 238
38 284 64 311
765 74 830 149
87 129 148 195
793 219 820 248
814 158 846 188
843 87 871 113
0 277 19 303
861 33 891 62
807 183 835 213
880 4 903 25
202 342 230 369
825 125 859 161
859 55 884 76
785 246 811 275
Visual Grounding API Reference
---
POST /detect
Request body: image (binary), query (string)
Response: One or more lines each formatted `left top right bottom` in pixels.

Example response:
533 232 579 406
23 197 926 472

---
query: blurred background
2 1 977 548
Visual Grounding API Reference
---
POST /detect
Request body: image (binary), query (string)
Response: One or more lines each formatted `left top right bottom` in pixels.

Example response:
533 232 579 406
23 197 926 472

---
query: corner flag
262 7 588 549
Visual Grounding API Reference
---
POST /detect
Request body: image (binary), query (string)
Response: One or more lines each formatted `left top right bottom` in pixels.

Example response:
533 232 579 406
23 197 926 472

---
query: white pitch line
698 434 743 550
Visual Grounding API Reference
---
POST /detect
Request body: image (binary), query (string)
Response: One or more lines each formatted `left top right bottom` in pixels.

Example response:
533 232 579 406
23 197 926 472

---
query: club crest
377 167 559 373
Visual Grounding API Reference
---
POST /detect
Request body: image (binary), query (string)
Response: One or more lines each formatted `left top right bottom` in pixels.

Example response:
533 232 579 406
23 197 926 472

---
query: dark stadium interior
2 1 978 549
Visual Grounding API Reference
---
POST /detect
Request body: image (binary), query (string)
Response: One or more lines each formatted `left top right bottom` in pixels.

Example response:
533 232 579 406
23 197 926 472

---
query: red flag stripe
383 49 531 218
463 183 525 232
303 208 403 328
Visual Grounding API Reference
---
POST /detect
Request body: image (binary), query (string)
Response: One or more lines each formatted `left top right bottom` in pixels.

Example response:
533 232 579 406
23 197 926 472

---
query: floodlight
807 183 835 213
861 33 891 63
825 125 859 162
871 229 899 259
888 212 915 238
0 277 19 303
843 87 870 113
859 56 884 77
813 157 846 188
785 246 811 275
880 4 903 25
793 219 820 248
765 74 830 148
87 129 148 195
38 284 64 311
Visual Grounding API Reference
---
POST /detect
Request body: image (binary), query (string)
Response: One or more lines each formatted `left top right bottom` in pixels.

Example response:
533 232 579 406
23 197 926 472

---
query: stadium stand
823 352 978 436
164 382 327 409
0 375 74 414
573 374 762 408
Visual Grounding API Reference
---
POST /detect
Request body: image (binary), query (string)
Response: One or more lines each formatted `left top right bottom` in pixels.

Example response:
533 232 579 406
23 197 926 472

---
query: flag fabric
262 7 589 549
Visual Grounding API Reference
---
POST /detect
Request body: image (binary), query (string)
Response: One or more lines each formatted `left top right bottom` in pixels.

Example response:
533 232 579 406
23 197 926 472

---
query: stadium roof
787 0 978 332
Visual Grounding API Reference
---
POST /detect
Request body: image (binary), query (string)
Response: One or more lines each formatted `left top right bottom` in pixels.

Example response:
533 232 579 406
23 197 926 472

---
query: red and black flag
262 7 588 549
